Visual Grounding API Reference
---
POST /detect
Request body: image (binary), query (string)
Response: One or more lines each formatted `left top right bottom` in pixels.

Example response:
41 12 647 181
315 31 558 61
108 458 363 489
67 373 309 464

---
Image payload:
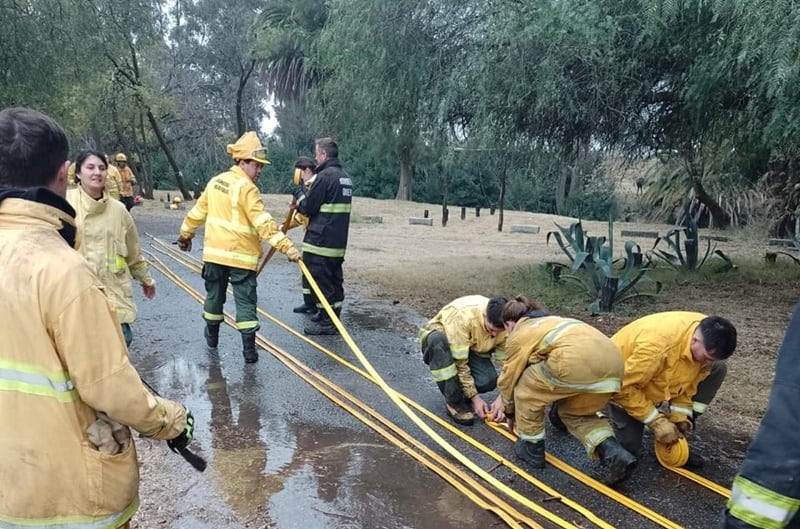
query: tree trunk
687 168 731 229
146 110 191 199
497 160 506 232
136 111 154 199
235 60 256 136
396 147 413 201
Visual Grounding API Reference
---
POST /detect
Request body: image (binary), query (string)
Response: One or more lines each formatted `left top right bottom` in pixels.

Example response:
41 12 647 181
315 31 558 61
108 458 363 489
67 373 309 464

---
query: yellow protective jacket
179 165 294 271
498 316 623 415
67 186 154 324
419 295 507 399
0 195 185 528
105 165 122 201
611 311 711 424
118 166 136 197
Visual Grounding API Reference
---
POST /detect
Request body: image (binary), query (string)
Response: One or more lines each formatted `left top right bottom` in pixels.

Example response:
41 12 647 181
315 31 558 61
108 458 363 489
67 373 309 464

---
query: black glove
292 185 306 205
176 236 192 252
167 409 195 453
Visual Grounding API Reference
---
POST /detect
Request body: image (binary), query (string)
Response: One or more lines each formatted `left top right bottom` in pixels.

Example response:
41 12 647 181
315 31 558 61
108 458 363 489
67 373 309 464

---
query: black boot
514 438 546 469
293 303 317 314
684 447 704 470
304 313 337 335
597 437 638 485
204 323 220 348
241 332 258 363
548 401 568 432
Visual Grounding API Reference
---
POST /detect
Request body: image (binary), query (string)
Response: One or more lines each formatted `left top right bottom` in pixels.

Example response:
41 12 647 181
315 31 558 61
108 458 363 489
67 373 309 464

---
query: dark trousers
421 330 497 404
300 271 317 308
608 361 728 454
202 262 259 334
304 252 344 315
120 196 134 211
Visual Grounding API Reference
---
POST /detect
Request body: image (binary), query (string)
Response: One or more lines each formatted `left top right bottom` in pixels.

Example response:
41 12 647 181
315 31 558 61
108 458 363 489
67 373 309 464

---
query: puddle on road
180 349 495 528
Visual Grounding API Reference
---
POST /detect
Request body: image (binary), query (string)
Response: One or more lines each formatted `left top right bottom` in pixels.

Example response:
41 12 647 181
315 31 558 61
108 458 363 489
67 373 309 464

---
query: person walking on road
0 107 194 529
67 149 156 347
498 295 636 485
419 295 508 426
292 137 352 335
607 311 736 469
177 131 301 363
114 152 137 211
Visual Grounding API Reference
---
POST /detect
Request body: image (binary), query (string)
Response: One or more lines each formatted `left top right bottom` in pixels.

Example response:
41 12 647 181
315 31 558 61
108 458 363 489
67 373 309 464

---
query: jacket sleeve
614 339 667 424
497 333 530 415
54 284 185 440
123 210 154 287
444 313 477 399
180 185 209 238
242 184 294 253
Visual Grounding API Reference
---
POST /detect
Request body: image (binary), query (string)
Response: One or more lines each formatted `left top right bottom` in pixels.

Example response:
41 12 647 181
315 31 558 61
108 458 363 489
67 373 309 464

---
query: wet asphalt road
128 212 748 529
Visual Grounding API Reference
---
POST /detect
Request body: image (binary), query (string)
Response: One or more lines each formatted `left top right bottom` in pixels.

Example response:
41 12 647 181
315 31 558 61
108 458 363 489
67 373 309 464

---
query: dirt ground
144 189 800 440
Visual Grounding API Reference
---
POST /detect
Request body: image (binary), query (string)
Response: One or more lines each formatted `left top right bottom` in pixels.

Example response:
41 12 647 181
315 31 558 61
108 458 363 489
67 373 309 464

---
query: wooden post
442 207 449 227
599 277 619 312
423 209 429 218
475 207 480 217
490 205 496 215
460 207 466 220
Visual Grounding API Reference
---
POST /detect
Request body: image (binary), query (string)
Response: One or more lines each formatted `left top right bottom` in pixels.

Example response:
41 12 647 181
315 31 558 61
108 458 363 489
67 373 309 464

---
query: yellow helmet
226 131 270 165
115 153 127 162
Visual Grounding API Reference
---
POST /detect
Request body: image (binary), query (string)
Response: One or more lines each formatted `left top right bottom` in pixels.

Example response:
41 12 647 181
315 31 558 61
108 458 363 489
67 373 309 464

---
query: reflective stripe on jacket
0 197 185 527
611 311 710 424
497 316 623 415
179 165 292 271
67 186 153 324
296 158 351 258
419 295 507 399
725 304 800 529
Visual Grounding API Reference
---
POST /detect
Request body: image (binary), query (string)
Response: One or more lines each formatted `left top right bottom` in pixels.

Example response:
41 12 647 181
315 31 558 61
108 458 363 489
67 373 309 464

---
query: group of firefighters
0 107 796 529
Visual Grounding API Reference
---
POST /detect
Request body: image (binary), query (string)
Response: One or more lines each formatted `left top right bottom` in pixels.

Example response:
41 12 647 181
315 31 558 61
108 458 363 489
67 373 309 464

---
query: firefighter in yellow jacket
115 152 136 211
419 295 508 426
497 295 637 485
0 107 193 529
608 311 737 469
67 149 154 347
177 131 301 364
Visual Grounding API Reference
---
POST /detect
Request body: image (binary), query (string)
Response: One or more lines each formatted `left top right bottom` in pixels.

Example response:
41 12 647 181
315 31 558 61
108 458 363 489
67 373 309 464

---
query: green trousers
202 262 259 333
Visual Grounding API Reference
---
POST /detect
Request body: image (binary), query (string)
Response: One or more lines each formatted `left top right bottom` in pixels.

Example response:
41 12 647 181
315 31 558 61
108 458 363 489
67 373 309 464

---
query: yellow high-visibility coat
67 186 154 324
611 311 711 424
118 165 136 197
419 295 507 399
0 195 185 528
179 165 293 271
105 164 123 201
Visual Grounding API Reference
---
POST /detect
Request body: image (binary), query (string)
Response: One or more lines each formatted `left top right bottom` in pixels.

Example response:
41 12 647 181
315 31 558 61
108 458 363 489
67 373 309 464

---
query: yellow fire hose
147 234 730 525
144 250 545 529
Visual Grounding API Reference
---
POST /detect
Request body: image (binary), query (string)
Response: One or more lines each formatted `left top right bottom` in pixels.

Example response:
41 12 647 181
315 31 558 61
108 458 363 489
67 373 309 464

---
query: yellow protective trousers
514 361 618 458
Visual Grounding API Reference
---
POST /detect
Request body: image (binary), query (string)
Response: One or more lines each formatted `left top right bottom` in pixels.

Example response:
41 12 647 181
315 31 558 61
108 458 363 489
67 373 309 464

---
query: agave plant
546 219 661 314
649 208 734 271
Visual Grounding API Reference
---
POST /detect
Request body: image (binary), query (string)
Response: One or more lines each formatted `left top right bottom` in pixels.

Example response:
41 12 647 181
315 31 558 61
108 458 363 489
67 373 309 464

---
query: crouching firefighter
498 296 637 486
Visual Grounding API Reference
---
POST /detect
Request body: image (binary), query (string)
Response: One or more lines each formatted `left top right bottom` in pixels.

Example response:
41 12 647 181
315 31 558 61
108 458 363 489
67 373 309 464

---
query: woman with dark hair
67 150 155 347
497 295 637 486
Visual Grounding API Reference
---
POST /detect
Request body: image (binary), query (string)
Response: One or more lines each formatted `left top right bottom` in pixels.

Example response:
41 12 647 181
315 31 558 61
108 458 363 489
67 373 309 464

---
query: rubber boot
204 323 220 349
293 303 317 314
597 437 638 485
684 447 704 470
304 312 337 335
445 401 475 426
241 332 258 363
514 438 546 469
548 401 568 433
311 306 341 323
